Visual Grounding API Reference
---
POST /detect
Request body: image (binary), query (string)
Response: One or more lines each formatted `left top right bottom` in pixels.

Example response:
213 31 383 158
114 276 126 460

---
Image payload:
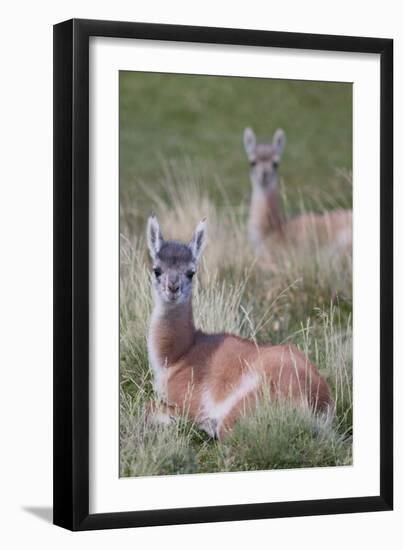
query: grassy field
119 72 353 477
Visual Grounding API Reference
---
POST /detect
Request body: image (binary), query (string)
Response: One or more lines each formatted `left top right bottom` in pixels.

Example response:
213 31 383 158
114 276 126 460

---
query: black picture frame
53 18 393 531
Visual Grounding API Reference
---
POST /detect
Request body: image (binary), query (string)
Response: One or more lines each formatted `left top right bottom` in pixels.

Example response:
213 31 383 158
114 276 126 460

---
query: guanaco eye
249 160 257 167
273 160 280 169
186 270 195 280
153 267 162 278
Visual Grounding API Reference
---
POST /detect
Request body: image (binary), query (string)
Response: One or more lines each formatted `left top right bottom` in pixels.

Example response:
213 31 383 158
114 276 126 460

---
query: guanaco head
147 214 207 305
243 127 286 195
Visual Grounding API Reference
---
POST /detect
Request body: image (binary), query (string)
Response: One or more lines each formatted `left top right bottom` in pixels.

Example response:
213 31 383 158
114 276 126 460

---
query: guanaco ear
147 214 164 261
189 219 207 263
243 127 257 161
272 128 286 158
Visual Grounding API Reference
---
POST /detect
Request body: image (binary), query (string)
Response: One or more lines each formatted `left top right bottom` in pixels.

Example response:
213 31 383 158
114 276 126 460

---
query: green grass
120 72 352 228
119 72 352 477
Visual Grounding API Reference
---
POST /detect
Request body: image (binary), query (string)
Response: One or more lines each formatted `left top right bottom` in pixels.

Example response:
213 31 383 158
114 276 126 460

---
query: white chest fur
147 304 169 400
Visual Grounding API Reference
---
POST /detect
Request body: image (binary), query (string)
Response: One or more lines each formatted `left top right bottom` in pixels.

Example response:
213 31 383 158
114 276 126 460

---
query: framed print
53 19 393 530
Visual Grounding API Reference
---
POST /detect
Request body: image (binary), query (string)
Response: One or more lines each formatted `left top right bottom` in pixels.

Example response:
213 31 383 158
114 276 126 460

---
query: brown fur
149 307 333 438
250 186 352 244
269 209 351 247
250 190 285 237
151 301 195 364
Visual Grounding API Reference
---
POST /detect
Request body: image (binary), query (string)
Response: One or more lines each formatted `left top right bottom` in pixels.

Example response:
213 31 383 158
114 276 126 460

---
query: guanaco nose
167 276 180 293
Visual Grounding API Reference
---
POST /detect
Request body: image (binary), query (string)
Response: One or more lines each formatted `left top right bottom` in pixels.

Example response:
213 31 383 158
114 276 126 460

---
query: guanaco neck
149 292 196 367
249 185 285 247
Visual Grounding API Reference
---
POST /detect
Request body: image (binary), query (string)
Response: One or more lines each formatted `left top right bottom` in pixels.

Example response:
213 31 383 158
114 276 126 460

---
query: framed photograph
53 19 393 530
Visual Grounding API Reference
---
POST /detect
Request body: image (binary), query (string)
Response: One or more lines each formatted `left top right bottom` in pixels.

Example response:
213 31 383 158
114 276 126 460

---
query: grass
119 72 352 477
120 72 352 225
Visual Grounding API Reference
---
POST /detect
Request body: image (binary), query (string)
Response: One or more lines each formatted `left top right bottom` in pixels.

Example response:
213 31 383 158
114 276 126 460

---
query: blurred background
120 71 352 224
